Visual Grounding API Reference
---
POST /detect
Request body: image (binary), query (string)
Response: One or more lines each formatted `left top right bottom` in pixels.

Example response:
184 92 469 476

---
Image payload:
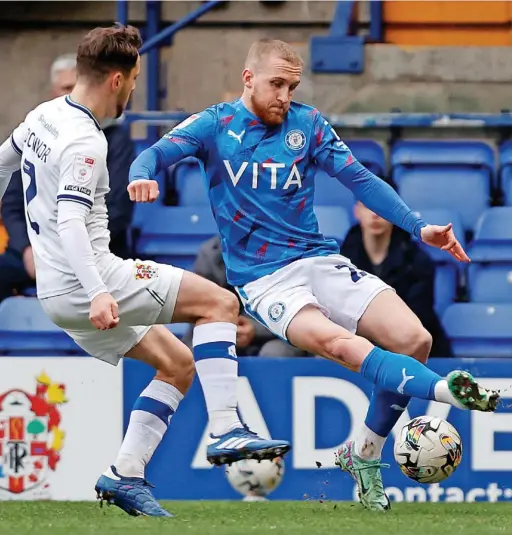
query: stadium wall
2 1 512 140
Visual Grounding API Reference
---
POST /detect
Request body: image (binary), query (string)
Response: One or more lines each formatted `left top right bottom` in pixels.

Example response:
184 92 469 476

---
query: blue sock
193 322 242 436
360 347 440 400
364 387 411 437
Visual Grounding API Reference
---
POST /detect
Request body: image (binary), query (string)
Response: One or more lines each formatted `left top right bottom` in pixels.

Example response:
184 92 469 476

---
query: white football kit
0 96 183 364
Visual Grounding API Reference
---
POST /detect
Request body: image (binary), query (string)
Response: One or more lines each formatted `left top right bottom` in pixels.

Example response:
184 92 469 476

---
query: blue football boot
95 466 173 517
206 425 291 466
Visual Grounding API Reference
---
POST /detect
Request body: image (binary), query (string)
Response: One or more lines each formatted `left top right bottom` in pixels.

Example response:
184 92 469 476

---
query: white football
225 457 284 498
394 415 463 484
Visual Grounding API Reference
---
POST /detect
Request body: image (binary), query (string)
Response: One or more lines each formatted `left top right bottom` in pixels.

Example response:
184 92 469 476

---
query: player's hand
420 223 470 263
90 292 119 330
23 246 36 280
237 315 256 348
127 179 160 203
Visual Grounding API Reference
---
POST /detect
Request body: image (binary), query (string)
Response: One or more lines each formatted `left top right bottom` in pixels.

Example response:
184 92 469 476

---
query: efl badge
135 262 159 281
0 372 67 497
73 155 95 184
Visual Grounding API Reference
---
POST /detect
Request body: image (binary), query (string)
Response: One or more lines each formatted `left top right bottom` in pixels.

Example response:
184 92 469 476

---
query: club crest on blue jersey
268 302 286 322
285 130 306 151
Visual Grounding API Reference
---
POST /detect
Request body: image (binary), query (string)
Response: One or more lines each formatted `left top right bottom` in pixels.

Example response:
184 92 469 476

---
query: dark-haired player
0 26 289 518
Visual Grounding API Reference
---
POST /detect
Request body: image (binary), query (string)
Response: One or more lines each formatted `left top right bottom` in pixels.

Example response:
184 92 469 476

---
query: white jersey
10 95 112 299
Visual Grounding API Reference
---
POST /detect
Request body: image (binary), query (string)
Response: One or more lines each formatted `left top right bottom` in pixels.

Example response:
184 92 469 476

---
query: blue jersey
130 99 425 286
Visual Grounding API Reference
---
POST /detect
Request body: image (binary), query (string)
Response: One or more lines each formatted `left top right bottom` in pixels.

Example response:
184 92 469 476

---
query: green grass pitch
2 501 512 535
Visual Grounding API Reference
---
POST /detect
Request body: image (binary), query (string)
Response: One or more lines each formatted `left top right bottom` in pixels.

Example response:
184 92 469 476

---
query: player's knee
202 288 239 324
412 327 432 363
326 334 374 372
387 325 432 363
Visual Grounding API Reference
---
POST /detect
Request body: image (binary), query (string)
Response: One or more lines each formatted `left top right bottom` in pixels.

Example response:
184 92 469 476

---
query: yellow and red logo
0 372 67 495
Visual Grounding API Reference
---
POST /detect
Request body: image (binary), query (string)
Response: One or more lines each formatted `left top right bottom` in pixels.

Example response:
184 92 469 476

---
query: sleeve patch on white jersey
72 154 96 184
64 184 92 196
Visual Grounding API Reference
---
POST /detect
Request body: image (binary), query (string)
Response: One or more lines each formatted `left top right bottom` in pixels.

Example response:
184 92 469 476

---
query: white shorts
236 255 392 341
40 258 183 365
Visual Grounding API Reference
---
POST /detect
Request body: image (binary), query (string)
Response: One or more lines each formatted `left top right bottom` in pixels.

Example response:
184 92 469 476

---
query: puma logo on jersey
227 130 245 144
397 368 415 395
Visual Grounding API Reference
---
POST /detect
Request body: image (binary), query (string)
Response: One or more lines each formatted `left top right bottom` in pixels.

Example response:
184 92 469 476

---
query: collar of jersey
65 96 101 131
235 98 262 125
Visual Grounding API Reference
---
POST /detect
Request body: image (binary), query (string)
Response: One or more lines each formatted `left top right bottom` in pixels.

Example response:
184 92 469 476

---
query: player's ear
112 71 123 92
242 68 253 89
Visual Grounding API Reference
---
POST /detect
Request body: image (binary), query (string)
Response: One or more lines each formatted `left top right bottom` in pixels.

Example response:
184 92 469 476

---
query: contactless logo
285 130 306 151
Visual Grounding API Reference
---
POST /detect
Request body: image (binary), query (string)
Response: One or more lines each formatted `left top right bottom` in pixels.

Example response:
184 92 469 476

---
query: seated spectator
182 236 309 357
341 201 453 357
0 53 135 302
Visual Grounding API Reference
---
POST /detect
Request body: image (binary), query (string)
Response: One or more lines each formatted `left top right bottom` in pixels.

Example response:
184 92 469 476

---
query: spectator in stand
341 200 453 357
0 53 135 302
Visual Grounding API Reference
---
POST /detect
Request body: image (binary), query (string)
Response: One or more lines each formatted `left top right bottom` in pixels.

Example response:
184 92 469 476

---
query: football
394 416 463 484
225 457 285 499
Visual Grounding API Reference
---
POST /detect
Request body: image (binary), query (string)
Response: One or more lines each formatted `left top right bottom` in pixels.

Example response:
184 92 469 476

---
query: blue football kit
129 98 426 287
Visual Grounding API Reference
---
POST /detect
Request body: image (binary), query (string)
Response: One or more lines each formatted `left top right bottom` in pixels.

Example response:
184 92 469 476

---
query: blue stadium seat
468 207 512 261
314 170 355 220
395 168 489 232
434 265 458 316
468 265 512 303
166 323 189 339
314 206 351 245
502 168 512 205
392 140 494 230
442 303 512 358
345 139 386 177
467 207 512 302
172 158 209 206
136 206 217 270
391 139 495 180
0 297 84 355
499 140 512 204
132 202 155 229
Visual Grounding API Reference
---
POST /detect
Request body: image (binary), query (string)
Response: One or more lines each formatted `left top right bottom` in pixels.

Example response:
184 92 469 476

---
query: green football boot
335 441 390 512
447 370 499 412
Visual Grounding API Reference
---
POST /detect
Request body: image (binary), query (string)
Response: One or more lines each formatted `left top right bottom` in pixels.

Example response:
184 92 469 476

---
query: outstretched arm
313 113 469 263
128 111 215 203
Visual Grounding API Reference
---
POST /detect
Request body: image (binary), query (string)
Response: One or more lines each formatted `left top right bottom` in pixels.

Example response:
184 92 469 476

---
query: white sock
434 380 467 410
354 424 386 461
112 379 183 478
193 322 242 436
